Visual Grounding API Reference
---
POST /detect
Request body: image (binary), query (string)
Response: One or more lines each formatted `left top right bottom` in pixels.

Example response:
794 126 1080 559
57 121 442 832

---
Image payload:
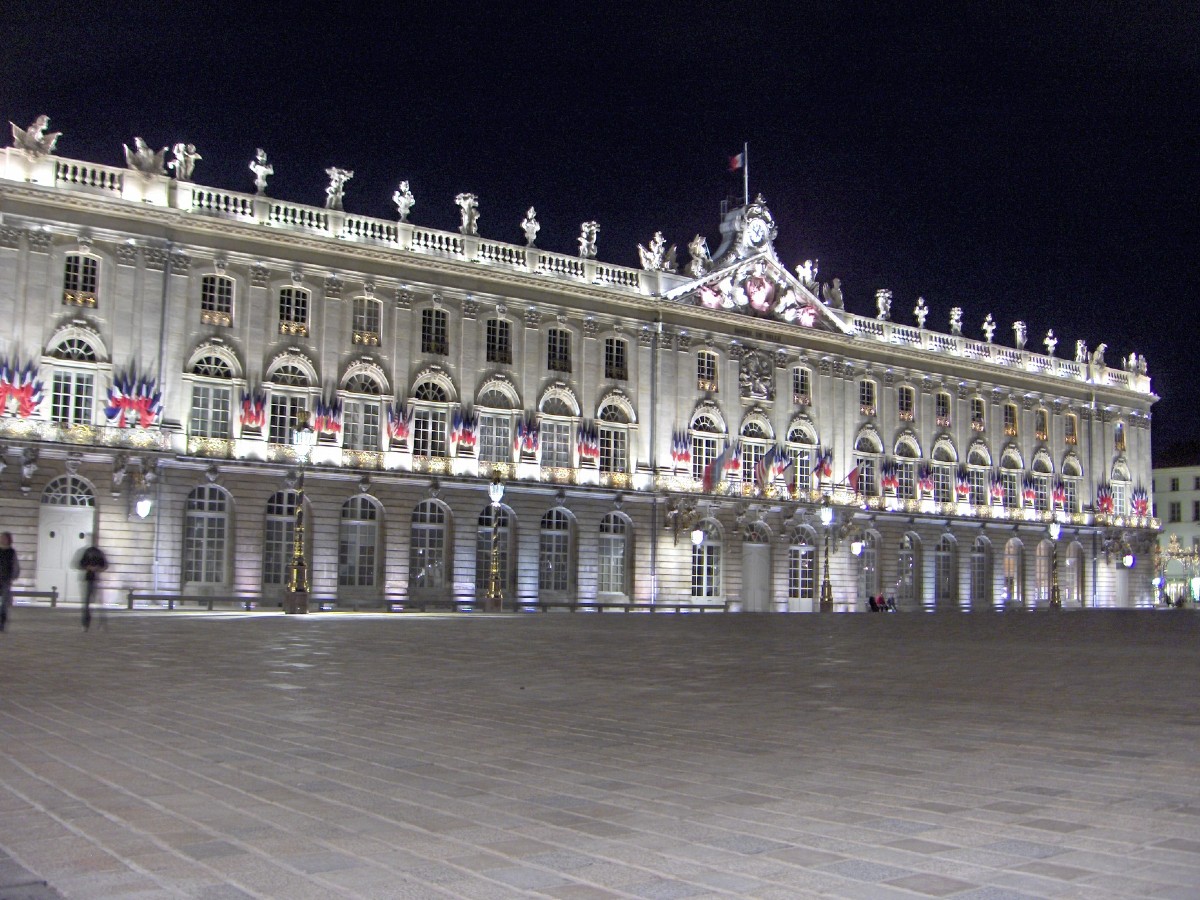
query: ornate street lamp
287 414 317 614
819 503 834 611
485 472 505 611
1048 521 1062 608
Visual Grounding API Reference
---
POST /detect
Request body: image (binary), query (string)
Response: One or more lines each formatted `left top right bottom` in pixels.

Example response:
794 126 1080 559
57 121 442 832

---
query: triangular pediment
663 251 854 334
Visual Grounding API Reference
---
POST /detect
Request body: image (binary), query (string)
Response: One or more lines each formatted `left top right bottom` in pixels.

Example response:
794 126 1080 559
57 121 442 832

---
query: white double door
36 507 95 604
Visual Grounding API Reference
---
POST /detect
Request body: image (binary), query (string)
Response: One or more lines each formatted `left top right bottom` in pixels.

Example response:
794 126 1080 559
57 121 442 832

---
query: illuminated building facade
0 125 1159 610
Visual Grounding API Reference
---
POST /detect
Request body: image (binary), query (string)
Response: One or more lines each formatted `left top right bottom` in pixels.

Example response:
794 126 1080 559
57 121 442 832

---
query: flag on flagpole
847 466 860 493
728 152 744 172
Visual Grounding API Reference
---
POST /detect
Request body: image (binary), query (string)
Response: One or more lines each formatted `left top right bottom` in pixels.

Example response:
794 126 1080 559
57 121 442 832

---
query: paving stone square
0 607 1198 898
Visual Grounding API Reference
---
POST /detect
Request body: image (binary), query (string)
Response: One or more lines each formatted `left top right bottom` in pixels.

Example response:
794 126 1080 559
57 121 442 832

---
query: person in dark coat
78 544 108 631
0 532 18 631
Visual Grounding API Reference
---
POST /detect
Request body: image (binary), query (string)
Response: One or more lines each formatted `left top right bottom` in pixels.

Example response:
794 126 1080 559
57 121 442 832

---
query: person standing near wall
0 532 18 631
78 544 108 631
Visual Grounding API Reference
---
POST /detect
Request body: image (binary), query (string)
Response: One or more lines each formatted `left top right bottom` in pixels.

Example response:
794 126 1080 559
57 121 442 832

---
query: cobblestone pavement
1 606 1198 899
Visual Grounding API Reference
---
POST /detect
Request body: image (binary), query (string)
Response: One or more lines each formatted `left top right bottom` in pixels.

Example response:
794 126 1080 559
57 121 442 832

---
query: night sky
4 3 1197 457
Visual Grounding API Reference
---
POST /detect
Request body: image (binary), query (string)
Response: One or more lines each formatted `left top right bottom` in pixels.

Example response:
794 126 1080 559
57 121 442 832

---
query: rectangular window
51 371 94 426
547 328 571 373
788 545 815 601
200 275 233 326
1004 404 1018 437
1035 410 1049 441
792 368 811 405
63 254 99 306
1035 475 1050 511
1113 482 1127 515
539 533 570 592
1063 479 1078 513
971 398 986 431
486 319 512 364
421 308 448 356
855 456 877 495
540 420 572 468
968 469 987 506
263 515 293 586
691 544 721 598
742 443 766 485
189 384 231 438
479 413 512 463
1170 477 1180 492
791 447 813 494
1193 500 1199 522
342 400 381 451
412 408 447 456
935 392 951 426
599 426 627 474
1169 502 1181 523
898 387 914 421
352 298 381 345
1002 472 1019 508
933 466 953 504
268 395 306 444
692 435 717 482
1194 477 1200 491
604 338 627 381
278 287 309 335
697 352 717 392
597 533 626 594
1065 414 1078 444
897 461 915 499
339 522 377 587
859 380 876 414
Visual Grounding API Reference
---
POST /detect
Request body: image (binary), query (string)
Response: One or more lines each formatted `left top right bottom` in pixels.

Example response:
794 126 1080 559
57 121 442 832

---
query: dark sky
4 2 1198 456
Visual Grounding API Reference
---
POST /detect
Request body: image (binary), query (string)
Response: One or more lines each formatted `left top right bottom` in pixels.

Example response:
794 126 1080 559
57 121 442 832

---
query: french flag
728 151 745 172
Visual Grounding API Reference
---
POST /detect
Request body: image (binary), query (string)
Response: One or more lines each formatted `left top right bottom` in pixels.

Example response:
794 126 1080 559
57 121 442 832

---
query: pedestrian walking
0 532 18 631
78 543 108 631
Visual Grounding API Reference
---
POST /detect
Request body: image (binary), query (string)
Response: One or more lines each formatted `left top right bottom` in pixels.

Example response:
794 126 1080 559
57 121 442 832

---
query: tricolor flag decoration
955 465 971 499
386 402 412 441
1130 484 1149 517
754 445 794 488
728 151 744 172
105 367 162 428
917 464 935 495
0 357 45 418
515 412 540 455
1021 474 1037 505
313 397 343 435
451 407 477 451
575 420 599 462
989 470 1004 501
1096 483 1114 515
724 440 742 477
702 442 733 493
670 430 692 468
880 459 899 492
240 388 266 429
846 465 860 493
1053 479 1067 506
812 447 833 480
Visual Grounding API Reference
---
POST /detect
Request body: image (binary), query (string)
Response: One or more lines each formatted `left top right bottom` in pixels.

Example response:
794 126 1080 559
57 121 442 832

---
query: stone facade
0 141 1159 610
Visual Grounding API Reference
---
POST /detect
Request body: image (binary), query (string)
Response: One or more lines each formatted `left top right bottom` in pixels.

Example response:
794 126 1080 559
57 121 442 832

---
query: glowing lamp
819 505 833 526
1048 522 1061 540
1122 552 1135 569
850 539 864 557
690 528 705 546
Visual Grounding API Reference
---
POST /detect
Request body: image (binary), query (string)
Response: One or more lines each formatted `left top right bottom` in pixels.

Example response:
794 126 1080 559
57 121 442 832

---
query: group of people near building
0 534 107 630
866 594 897 612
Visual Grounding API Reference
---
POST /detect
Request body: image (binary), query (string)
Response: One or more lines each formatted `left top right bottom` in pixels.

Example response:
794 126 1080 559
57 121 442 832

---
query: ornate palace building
0 119 1159 611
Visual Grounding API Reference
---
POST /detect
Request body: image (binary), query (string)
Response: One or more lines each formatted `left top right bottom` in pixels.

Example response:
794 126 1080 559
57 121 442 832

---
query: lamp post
287 415 317 614
485 473 505 611
1048 521 1062 609
819 503 834 611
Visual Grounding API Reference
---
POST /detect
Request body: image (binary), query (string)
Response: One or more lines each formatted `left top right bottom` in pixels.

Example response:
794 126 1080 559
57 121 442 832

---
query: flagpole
743 142 749 207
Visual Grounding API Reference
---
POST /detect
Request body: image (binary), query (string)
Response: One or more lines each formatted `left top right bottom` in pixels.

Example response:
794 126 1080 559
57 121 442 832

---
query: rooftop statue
982 313 996 343
10 115 60 157
1044 329 1058 357
1012 320 1027 350
875 288 892 321
638 232 676 272
324 167 354 210
795 259 819 293
686 235 711 277
249 149 273 195
168 143 201 181
455 193 480 235
821 278 844 309
914 296 929 329
1088 343 1108 383
124 137 167 175
949 306 963 335
392 181 415 221
1075 339 1088 364
578 221 599 259
521 207 540 246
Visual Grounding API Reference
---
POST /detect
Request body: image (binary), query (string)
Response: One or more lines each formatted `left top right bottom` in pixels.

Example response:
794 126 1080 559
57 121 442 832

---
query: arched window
539 508 574 595
740 419 771 487
598 512 632 596
410 500 450 591
1064 541 1084 605
934 534 957 610
263 491 301 587
341 371 383 451
267 363 312 444
63 253 99 307
696 350 718 392
859 530 881 599
539 391 578 469
278 286 309 336
971 536 993 609
967 442 991 506
859 379 877 416
1111 462 1131 515
1035 540 1054 604
184 485 230 585
931 438 957 503
352 296 382 345
47 333 101 427
41 474 95 507
1062 455 1083 513
476 504 514 598
598 401 632 474
690 519 722 599
854 430 882 497
935 390 952 427
1031 451 1053 511
788 526 817 607
339 496 380 588
478 387 516 464
604 337 628 381
421 308 448 356
690 412 723 482
897 533 921 608
1003 538 1024 604
200 274 234 326
897 385 915 422
412 380 450 457
188 354 234 439
786 420 818 496
1000 448 1023 509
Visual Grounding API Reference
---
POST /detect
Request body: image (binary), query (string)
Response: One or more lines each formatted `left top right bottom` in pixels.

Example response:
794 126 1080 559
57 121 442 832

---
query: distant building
0 125 1160 611
1151 462 1200 603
